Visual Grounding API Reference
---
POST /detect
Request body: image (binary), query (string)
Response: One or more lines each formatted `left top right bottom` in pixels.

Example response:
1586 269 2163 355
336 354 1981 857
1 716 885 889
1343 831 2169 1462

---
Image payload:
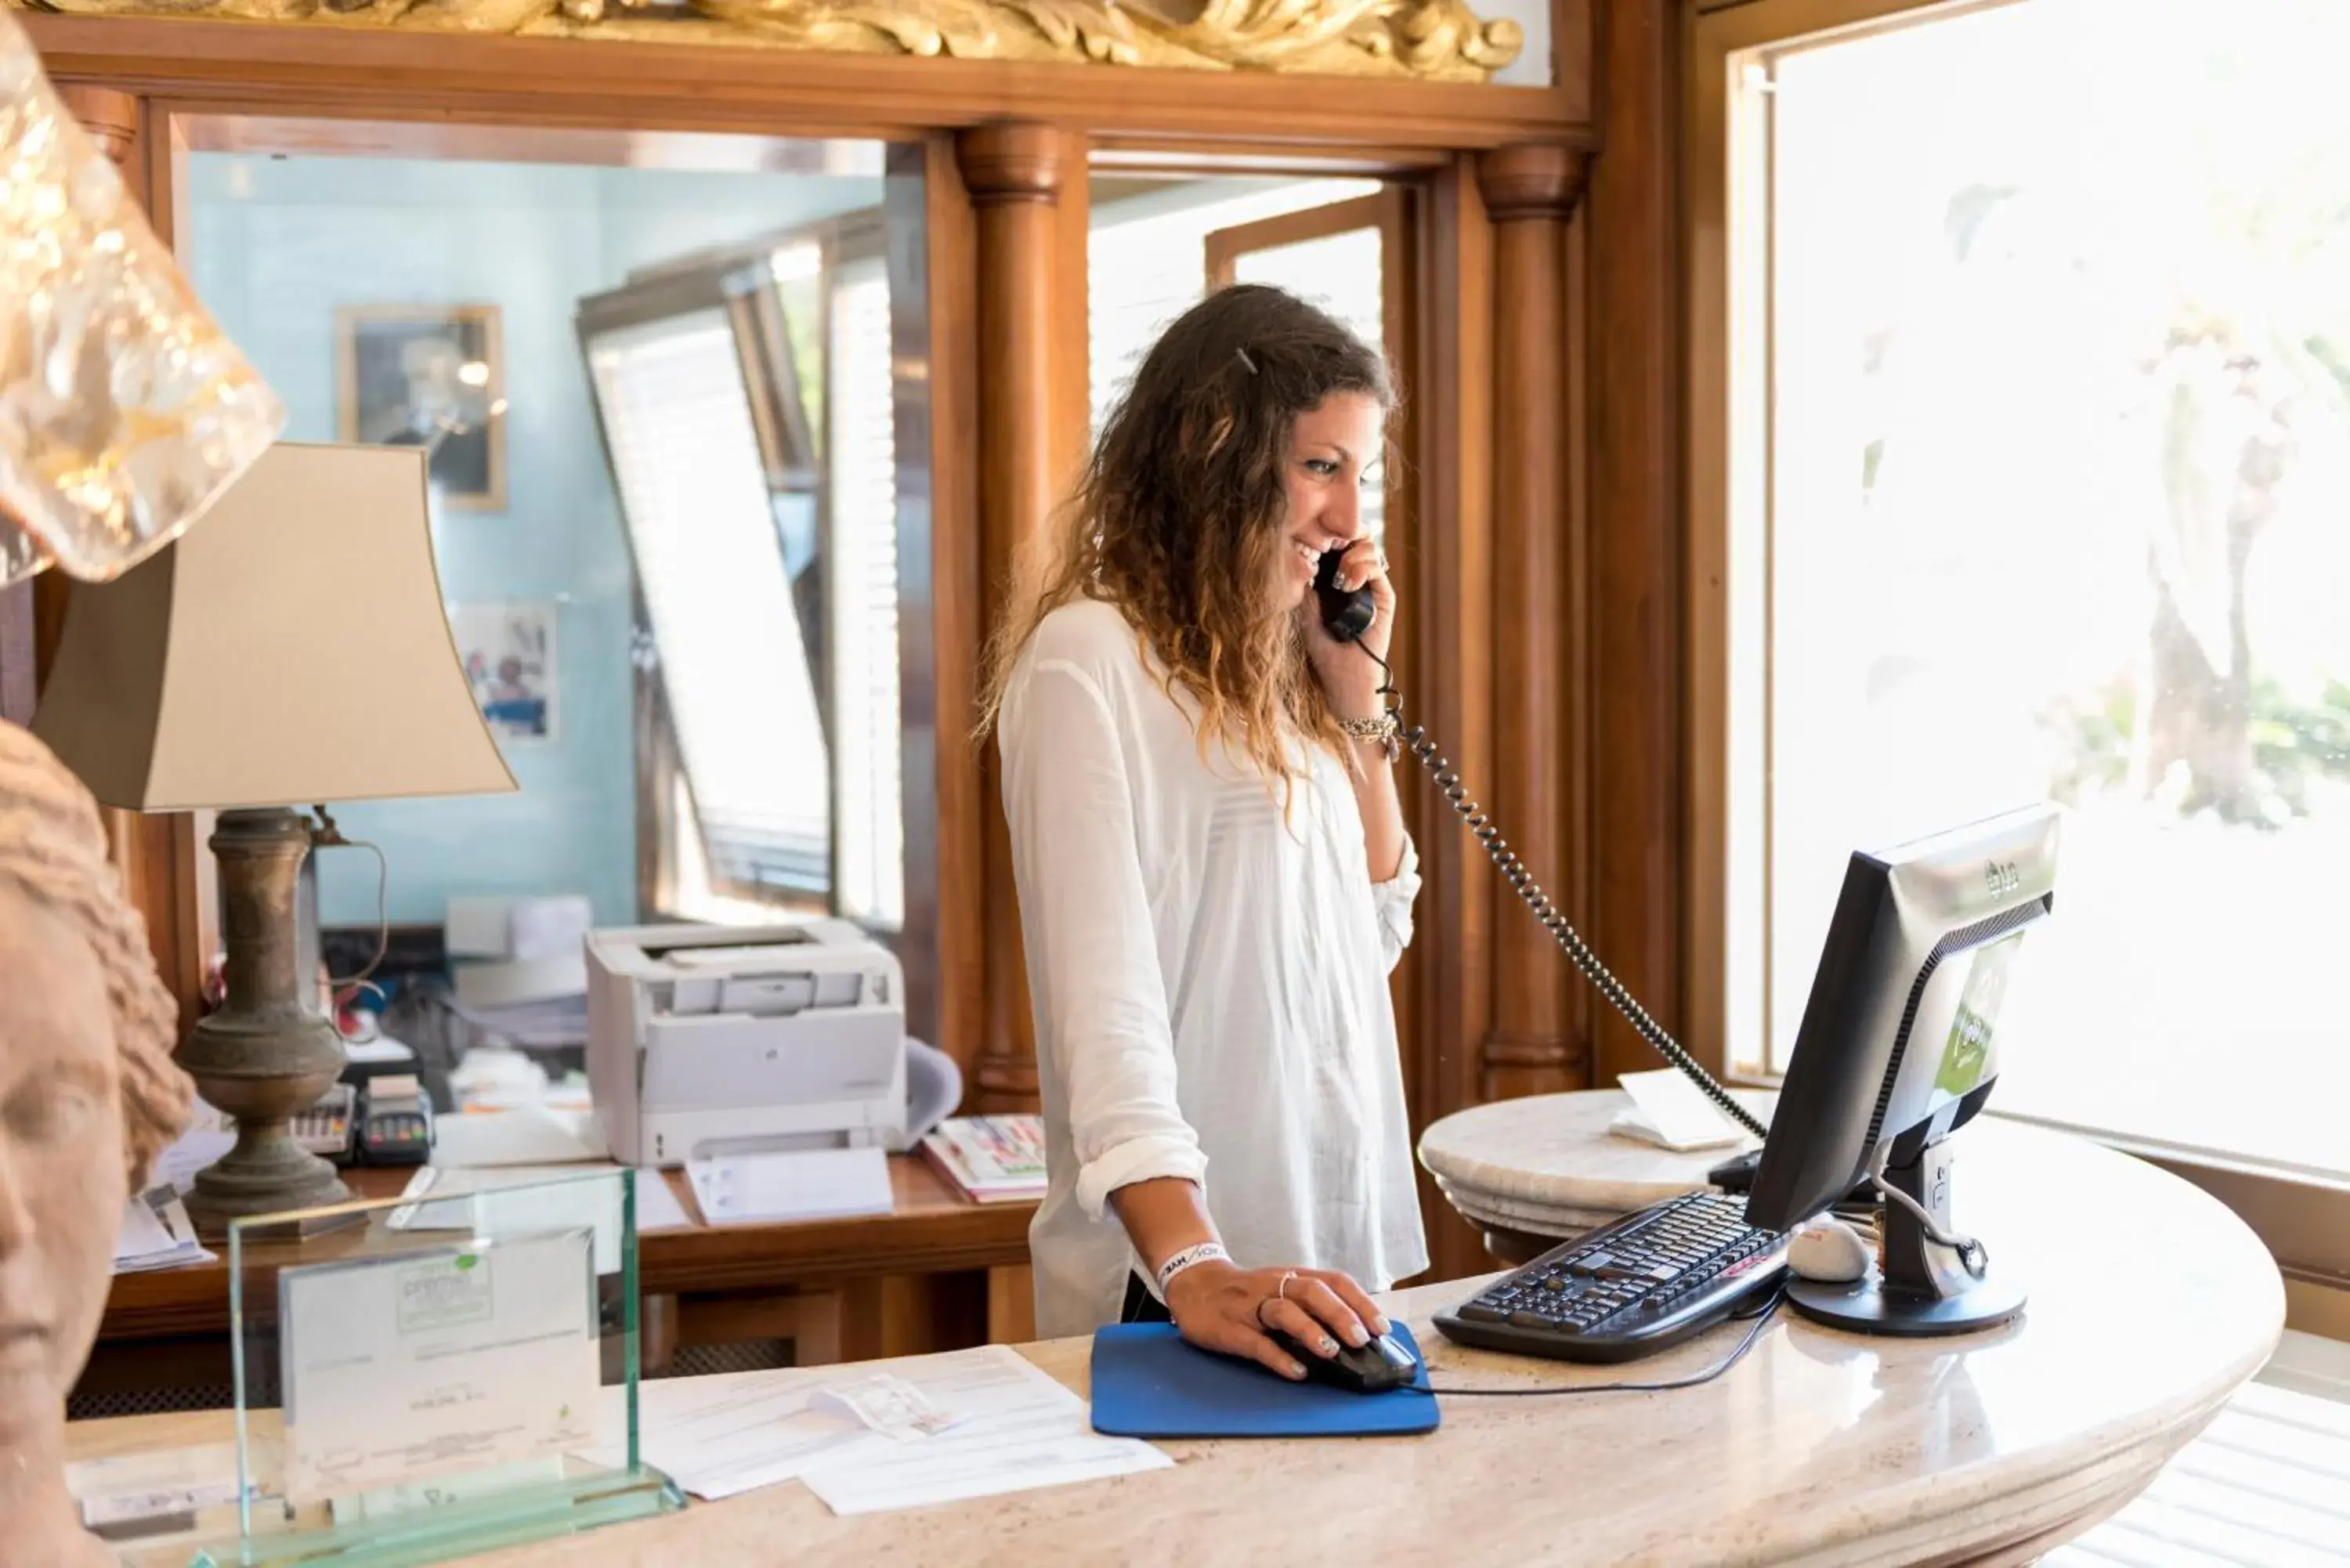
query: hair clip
1234 347 1259 374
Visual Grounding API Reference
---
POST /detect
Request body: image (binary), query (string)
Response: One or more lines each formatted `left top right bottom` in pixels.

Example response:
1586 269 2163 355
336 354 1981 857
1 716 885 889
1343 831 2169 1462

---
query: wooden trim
1410 155 1496 1284
1201 193 1400 289
1090 140 1451 175
1585 0 1687 1087
1684 1 1733 1077
889 135 983 1064
23 16 1589 151
959 121 1072 1112
1051 134 1094 504
1476 143 1586 1100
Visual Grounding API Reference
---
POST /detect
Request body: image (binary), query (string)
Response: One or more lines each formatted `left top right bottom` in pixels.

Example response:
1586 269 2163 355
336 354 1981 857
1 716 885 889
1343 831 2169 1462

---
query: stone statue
0 721 192 1568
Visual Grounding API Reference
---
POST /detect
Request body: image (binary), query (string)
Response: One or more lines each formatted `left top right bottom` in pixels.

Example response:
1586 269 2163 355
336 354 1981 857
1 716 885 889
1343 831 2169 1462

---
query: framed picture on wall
451 601 558 744
336 304 507 511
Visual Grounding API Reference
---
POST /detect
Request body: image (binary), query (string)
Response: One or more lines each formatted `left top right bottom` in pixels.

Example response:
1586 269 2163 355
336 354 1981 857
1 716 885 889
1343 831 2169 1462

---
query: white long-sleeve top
998 598 1430 1339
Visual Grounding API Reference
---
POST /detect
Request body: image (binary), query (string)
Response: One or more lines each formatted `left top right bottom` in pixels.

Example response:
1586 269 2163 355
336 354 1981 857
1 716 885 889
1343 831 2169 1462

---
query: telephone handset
1312 548 1768 1140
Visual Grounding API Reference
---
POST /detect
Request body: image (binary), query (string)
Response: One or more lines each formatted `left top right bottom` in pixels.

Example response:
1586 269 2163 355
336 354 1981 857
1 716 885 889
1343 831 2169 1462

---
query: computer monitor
1744 802 2060 1337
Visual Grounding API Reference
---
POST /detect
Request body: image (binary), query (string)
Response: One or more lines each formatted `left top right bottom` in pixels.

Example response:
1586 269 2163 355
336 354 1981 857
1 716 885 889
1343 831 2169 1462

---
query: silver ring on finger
1277 1270 1297 1301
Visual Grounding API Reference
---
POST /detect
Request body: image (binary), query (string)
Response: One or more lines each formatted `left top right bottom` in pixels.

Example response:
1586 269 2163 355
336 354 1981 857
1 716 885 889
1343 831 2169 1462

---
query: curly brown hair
0 723 190 1189
979 284 1394 784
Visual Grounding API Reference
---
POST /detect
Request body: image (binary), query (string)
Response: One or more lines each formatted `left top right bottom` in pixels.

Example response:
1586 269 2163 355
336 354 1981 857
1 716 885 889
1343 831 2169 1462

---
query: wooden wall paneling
24 17 1589 151
1051 135 1093 500
1683 5 1738 1074
1585 0 1690 1086
957 121 1080 1114
1563 186 1594 1075
1473 144 1589 1101
1550 0 1594 93
1409 156 1497 1285
888 135 984 1071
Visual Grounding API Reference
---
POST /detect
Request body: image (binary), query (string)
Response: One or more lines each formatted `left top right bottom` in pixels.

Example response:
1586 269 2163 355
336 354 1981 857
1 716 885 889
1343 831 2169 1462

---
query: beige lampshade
31 441 518 811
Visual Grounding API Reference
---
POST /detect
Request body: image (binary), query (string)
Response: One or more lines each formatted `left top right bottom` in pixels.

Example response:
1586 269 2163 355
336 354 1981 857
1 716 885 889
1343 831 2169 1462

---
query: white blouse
998 598 1429 1339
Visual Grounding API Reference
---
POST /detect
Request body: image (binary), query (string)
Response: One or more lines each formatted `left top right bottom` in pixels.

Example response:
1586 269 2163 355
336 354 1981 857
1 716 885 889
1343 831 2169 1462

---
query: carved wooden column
1588 1 1686 1089
957 121 1072 1114
1475 144 1590 1101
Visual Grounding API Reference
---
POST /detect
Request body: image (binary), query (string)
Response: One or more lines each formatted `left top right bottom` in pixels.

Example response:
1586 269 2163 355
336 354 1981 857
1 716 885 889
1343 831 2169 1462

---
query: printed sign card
277 1229 601 1501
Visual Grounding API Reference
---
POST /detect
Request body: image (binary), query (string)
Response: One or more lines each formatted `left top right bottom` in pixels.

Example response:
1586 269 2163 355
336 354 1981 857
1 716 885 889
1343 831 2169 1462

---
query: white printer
585 919 907 1169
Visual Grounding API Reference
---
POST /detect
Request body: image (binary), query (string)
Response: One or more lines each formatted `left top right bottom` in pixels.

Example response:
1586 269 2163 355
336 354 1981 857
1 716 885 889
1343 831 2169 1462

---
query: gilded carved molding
11 0 1524 79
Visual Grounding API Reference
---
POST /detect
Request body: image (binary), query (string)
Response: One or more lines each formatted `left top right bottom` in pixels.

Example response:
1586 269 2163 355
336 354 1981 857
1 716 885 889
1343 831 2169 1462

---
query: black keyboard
1433 1191 1790 1364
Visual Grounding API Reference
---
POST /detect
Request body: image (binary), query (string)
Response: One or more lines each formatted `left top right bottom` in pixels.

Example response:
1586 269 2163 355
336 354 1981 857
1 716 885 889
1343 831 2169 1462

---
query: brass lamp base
177 806 352 1239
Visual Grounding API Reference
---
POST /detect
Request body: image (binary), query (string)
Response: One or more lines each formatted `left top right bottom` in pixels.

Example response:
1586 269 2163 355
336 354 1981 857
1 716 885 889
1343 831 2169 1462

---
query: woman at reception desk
982 286 1426 1371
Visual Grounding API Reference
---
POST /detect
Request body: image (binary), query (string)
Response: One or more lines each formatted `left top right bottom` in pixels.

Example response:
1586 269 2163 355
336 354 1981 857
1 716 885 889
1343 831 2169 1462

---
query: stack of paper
685 1146 893 1224
112 1183 211 1275
1608 1068 1750 1151
607 1345 1169 1515
918 1115 1048 1203
67 1440 263 1537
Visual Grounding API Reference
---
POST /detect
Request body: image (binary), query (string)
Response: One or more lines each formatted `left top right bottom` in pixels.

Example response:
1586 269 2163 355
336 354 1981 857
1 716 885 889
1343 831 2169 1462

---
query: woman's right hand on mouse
1163 1261 1390 1379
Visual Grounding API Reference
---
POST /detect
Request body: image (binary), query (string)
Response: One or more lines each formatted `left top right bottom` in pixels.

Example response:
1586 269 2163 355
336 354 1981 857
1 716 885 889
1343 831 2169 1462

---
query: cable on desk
1412 1291 1784 1399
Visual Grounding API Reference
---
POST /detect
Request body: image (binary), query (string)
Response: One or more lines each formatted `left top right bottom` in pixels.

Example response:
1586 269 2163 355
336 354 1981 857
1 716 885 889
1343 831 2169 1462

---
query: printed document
611 1345 1167 1512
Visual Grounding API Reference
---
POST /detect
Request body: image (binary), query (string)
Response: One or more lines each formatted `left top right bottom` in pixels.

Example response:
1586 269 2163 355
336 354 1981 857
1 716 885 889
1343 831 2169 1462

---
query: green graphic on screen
1935 933 2023 1097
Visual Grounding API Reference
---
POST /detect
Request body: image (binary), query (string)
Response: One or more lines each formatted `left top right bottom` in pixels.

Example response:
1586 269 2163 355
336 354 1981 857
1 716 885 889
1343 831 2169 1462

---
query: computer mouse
1266 1326 1420 1393
1787 1214 1873 1284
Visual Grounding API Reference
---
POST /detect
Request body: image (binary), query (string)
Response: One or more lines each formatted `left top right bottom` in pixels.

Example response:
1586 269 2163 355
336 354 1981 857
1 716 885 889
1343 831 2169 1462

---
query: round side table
1418 1087 1776 1263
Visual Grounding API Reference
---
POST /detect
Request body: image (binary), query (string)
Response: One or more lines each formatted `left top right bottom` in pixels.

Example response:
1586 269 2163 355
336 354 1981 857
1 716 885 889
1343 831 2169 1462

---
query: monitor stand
1783 1136 2026 1336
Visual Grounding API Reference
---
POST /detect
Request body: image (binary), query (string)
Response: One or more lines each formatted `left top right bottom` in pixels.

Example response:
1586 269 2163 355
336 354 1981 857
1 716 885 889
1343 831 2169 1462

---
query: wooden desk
68 1122 2283 1566
86 1156 1036 1405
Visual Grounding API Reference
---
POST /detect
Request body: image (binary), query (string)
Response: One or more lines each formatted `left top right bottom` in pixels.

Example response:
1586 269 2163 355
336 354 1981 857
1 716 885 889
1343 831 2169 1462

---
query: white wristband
1155 1241 1231 1295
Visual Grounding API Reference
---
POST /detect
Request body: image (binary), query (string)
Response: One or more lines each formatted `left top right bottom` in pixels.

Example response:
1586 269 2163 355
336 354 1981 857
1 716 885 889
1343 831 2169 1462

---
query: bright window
1724 0 2350 1177
1088 177 1380 437
587 310 831 900
826 252 904 928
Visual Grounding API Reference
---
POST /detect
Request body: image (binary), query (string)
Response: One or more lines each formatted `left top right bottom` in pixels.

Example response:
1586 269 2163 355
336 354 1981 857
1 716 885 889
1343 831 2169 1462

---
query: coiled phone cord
1355 647 1771 1143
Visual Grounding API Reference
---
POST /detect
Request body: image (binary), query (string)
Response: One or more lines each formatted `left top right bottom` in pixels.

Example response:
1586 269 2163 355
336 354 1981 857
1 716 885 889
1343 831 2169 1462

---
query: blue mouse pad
1089 1322 1438 1438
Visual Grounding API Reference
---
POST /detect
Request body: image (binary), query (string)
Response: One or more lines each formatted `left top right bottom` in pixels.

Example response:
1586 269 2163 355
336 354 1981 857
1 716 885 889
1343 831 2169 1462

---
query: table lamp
33 440 516 1232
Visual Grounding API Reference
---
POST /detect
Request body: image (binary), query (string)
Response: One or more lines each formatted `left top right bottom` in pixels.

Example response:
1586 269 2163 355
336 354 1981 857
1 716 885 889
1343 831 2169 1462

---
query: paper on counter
686 1146 892 1224
609 1345 1168 1513
111 1183 212 1275
1611 1068 1748 1151
800 1346 1170 1516
67 1440 271 1531
591 1368 879 1501
152 1104 237 1196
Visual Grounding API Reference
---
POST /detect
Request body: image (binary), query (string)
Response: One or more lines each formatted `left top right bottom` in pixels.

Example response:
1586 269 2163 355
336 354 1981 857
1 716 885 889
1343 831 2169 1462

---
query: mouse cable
1352 645 1770 1143
1408 1291 1784 1399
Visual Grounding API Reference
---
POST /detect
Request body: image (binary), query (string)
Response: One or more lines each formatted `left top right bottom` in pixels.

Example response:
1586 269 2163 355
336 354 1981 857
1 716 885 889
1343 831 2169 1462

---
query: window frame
1683 0 2349 1303
574 208 898 931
